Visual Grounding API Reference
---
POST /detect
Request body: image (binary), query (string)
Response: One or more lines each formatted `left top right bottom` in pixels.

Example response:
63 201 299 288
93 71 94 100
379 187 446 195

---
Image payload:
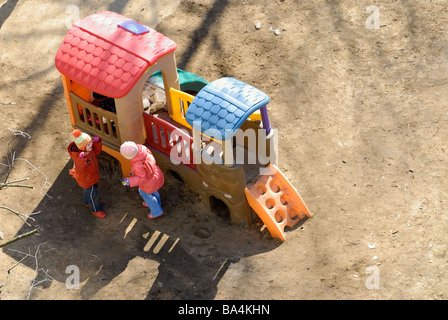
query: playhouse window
142 78 167 114
92 92 116 113
69 85 119 140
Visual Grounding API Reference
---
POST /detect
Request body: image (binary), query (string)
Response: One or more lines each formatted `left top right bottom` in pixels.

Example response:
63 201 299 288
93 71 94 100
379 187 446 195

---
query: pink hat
120 141 139 159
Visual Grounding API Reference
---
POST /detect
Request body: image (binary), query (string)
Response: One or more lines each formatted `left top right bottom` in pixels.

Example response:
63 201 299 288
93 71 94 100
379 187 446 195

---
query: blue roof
185 77 270 141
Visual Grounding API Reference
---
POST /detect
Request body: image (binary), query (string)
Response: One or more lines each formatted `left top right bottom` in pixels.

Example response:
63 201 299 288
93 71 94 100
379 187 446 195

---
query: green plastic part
149 69 209 94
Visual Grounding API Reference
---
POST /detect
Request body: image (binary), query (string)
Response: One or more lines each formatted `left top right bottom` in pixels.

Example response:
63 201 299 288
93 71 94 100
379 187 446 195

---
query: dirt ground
1 0 448 301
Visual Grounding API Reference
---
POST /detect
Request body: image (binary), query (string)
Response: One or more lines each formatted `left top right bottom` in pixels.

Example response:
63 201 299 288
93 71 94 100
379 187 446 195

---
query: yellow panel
169 87 193 129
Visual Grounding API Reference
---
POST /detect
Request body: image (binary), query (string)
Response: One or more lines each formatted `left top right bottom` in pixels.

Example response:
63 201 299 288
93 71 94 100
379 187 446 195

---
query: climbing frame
245 164 310 241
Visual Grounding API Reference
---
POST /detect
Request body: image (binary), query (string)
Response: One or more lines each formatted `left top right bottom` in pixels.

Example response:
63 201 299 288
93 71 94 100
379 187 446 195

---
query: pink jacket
128 144 164 194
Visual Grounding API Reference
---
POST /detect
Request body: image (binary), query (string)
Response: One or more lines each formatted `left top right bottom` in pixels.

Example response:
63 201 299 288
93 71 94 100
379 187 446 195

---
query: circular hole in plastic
289 207 299 220
265 198 275 210
275 210 285 223
269 180 282 193
256 185 267 195
280 194 290 205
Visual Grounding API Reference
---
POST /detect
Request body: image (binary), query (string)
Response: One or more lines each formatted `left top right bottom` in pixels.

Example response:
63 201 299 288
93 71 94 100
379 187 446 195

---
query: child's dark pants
82 184 103 212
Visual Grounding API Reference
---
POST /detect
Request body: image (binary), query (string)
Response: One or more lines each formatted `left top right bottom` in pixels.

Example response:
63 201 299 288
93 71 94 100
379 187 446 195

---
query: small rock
0 231 3 240
255 22 262 30
269 26 281 36
193 226 211 238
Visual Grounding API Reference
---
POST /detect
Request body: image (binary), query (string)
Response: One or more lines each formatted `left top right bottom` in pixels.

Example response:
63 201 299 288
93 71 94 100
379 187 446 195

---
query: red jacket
68 139 102 189
128 144 164 194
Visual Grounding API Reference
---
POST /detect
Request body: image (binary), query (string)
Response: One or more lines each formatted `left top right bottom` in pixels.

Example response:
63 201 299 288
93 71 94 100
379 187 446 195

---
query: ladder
245 164 310 241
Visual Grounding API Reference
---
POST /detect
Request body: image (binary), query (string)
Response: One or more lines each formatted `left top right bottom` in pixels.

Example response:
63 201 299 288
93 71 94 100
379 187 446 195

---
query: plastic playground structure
55 11 310 241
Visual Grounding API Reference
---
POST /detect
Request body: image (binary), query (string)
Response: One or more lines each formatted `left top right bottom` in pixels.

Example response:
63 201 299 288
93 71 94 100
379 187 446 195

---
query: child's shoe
147 212 164 220
92 211 107 218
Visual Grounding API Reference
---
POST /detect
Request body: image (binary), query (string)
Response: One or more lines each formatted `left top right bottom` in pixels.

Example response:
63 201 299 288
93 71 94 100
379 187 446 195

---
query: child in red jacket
68 129 106 219
120 141 164 219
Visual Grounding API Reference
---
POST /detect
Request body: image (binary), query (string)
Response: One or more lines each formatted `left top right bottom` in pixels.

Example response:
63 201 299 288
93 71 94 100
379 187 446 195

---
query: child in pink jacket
120 141 165 219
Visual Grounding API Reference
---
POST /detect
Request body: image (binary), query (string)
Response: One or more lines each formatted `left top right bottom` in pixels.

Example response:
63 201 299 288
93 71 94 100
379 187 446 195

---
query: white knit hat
120 141 139 159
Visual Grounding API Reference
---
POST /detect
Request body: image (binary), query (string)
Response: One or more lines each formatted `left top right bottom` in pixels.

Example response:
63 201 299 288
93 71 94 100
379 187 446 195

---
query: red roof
55 11 177 98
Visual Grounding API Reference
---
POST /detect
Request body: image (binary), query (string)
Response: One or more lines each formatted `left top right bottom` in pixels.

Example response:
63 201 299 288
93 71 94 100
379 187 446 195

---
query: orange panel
71 80 90 101
60 75 76 126
244 164 310 241
102 144 131 177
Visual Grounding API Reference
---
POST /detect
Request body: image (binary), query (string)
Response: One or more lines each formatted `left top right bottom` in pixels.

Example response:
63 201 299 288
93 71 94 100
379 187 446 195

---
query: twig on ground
0 255 28 295
0 229 38 248
1 129 52 197
0 206 39 226
2 243 55 299
8 128 31 140
0 177 33 190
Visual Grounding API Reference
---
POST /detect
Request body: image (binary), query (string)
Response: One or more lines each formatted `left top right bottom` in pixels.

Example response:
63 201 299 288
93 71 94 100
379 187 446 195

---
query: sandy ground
1 0 448 301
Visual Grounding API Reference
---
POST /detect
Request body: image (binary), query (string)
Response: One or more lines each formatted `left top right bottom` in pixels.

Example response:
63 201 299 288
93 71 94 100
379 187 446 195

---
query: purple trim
260 106 271 134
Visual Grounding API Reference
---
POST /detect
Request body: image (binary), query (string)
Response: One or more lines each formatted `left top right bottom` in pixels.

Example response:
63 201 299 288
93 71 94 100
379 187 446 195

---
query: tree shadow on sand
4 154 281 299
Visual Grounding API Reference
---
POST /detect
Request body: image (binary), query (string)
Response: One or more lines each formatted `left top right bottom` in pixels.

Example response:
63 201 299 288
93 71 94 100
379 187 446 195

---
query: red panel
143 113 196 170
